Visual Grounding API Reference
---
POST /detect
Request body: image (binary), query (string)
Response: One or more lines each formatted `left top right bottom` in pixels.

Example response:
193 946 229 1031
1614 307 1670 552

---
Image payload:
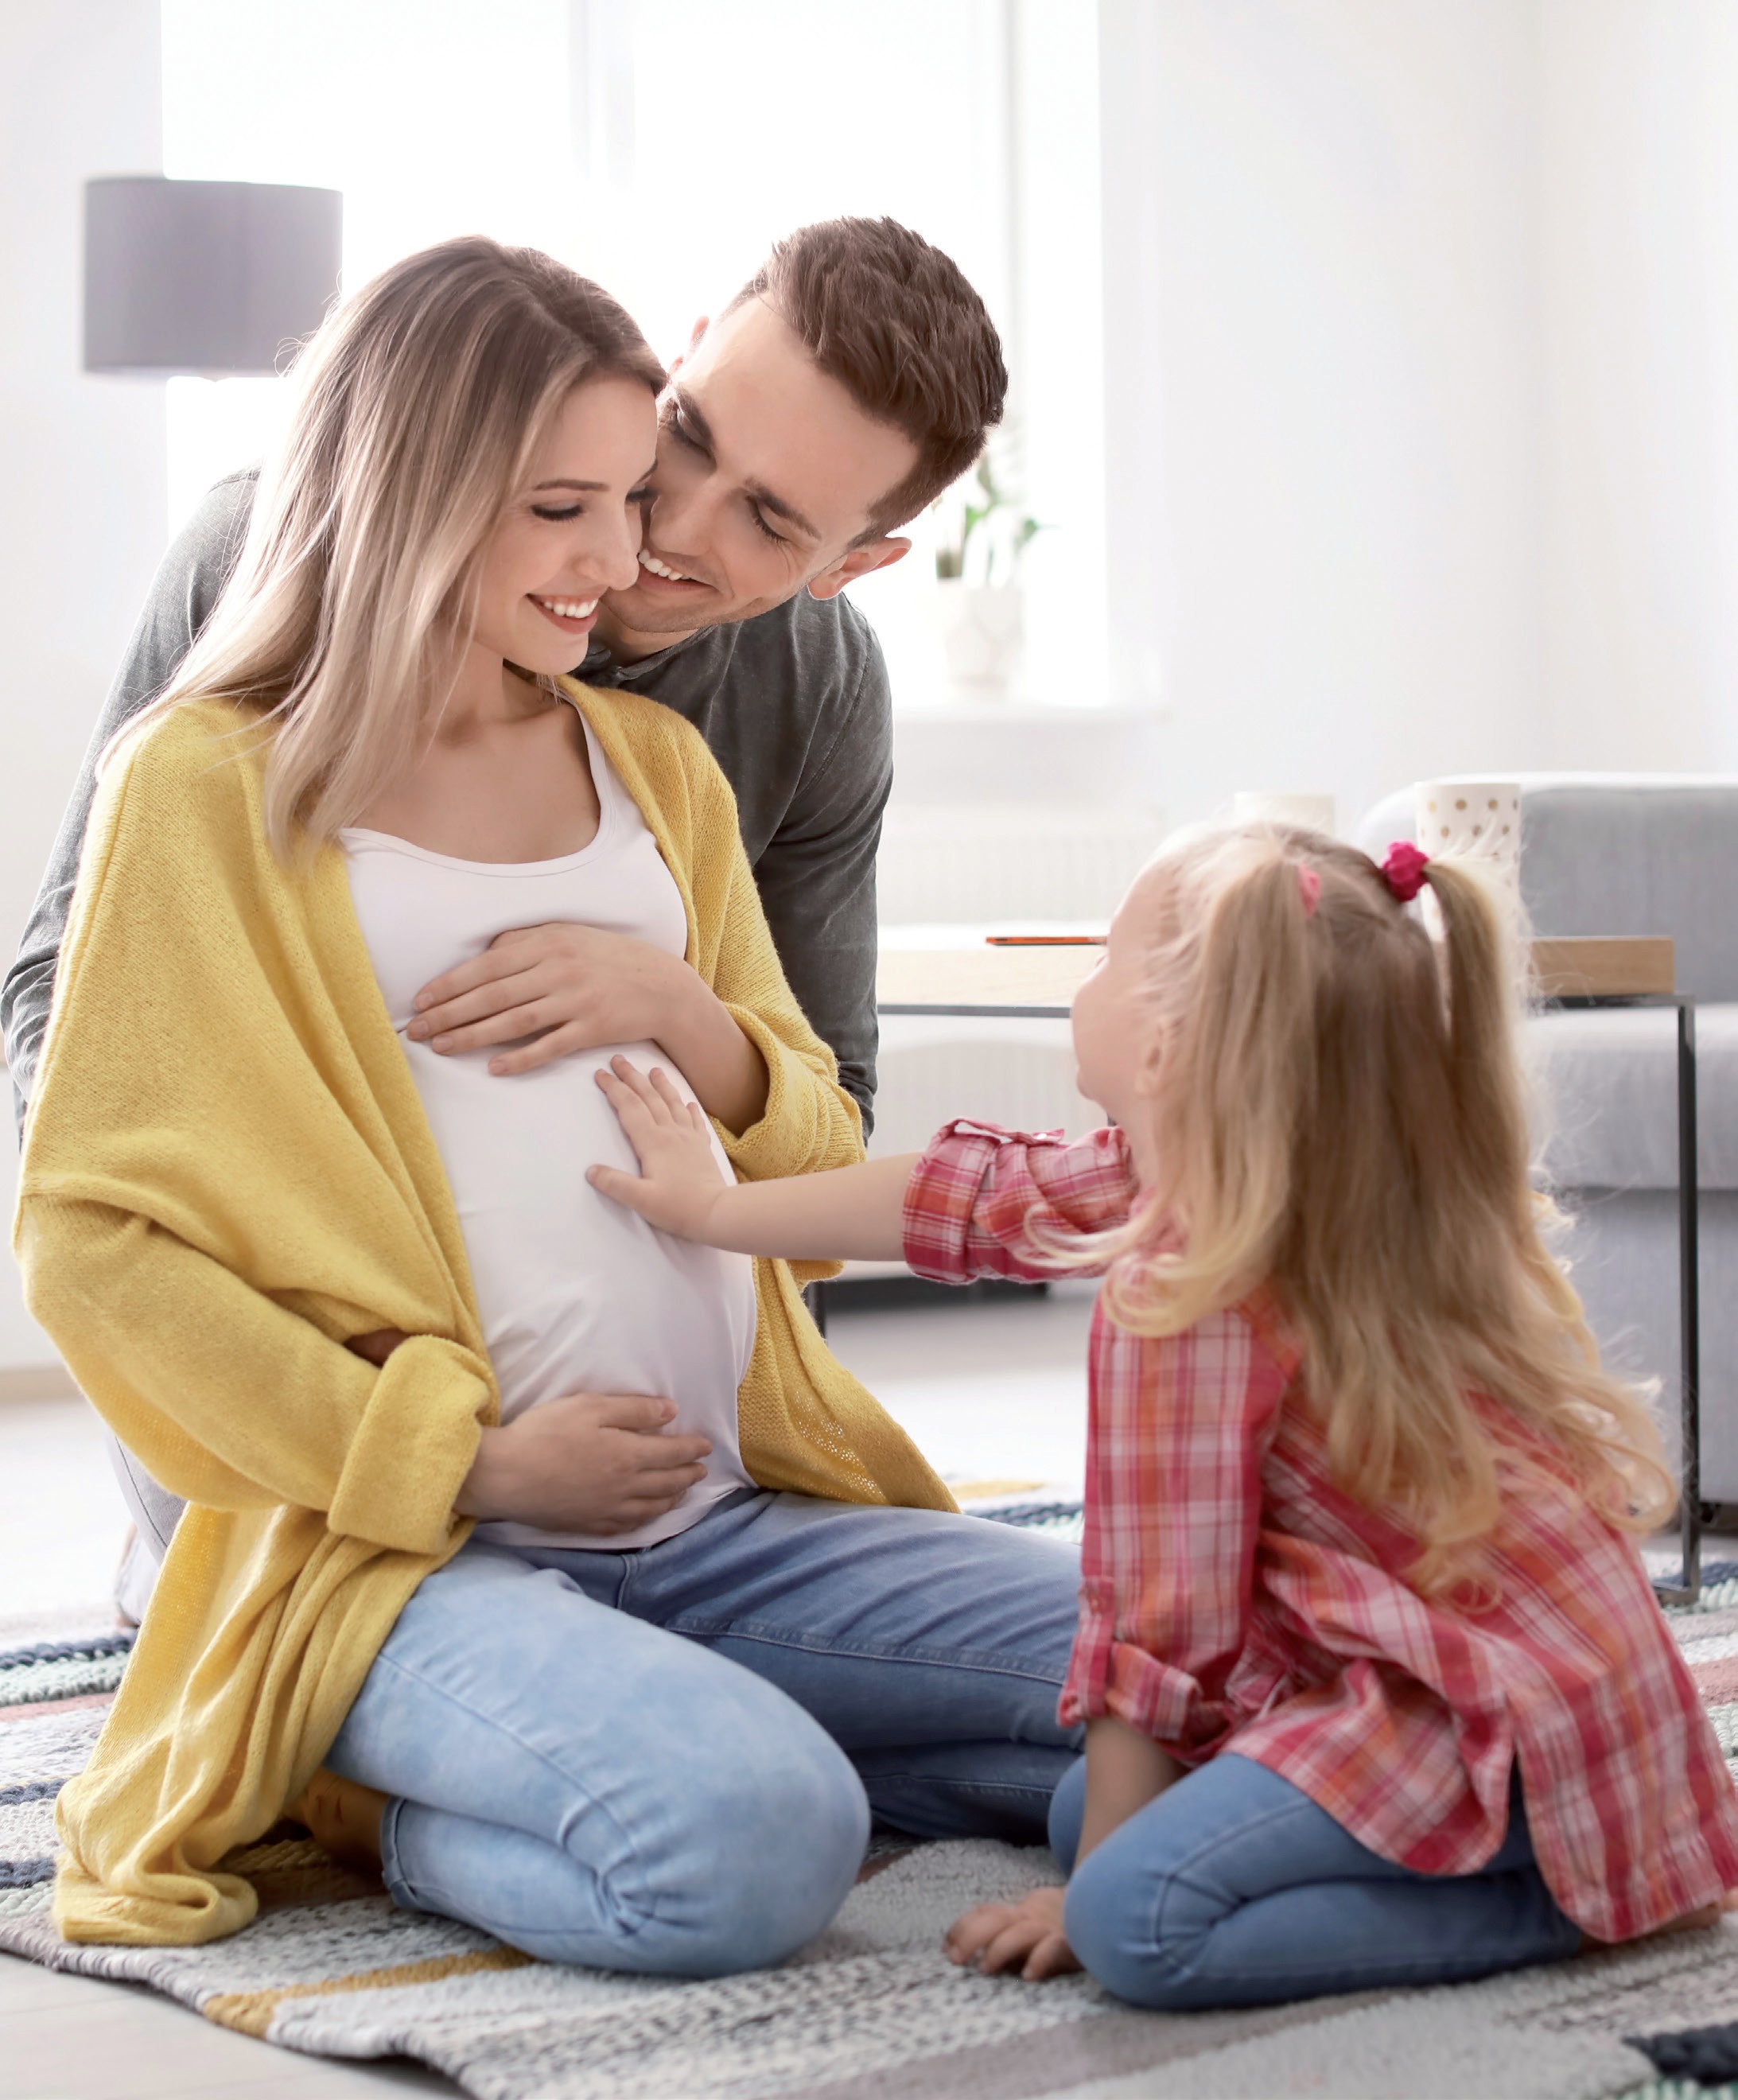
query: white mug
1413 781 1522 927
1413 780 1521 864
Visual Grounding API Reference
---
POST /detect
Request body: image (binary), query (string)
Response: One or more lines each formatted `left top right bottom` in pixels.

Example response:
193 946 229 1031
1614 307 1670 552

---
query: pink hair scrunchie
1379 840 1430 903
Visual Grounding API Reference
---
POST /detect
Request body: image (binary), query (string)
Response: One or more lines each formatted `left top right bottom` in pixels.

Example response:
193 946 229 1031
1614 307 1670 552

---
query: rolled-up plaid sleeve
1060 1307 1290 1756
900 1121 1137 1285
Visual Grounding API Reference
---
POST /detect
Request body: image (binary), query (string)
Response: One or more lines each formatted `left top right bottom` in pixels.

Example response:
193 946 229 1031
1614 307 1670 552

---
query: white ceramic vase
932 580 1024 699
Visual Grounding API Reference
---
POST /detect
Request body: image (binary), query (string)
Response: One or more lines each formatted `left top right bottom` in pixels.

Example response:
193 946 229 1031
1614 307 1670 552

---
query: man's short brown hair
732 216 1008 542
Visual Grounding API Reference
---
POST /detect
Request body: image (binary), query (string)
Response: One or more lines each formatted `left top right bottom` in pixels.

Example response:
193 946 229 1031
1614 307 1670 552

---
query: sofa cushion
1530 1001 1738 1192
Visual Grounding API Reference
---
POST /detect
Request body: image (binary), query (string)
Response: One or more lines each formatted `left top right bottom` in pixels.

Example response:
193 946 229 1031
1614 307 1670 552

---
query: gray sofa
1356 777 1738 1505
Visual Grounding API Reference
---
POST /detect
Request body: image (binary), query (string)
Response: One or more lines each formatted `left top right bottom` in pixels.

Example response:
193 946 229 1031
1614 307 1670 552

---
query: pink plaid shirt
903 1120 1738 1942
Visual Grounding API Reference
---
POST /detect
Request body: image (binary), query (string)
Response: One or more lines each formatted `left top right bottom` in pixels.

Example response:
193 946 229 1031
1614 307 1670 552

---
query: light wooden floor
0 1287 1093 2099
0 1957 459 2100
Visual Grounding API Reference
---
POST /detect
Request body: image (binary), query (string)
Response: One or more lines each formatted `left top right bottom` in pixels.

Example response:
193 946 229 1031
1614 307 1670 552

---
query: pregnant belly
406 1038 756 1424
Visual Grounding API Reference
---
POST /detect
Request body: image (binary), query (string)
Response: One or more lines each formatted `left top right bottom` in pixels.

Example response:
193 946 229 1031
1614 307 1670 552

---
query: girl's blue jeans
326 1489 1081 1976
1048 1750 1583 2008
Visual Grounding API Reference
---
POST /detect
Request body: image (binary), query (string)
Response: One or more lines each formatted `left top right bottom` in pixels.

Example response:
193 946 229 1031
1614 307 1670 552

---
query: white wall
0 0 167 1369
1005 0 1109 706
1540 0 1738 774
1098 0 1738 831
1099 0 1551 831
161 0 1109 710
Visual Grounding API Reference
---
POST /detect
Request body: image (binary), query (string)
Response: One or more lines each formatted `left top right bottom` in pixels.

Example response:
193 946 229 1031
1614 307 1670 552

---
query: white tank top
340 710 756 1550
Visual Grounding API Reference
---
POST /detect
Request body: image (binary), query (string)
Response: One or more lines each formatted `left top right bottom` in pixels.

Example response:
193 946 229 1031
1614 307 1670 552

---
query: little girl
587 823 1738 2008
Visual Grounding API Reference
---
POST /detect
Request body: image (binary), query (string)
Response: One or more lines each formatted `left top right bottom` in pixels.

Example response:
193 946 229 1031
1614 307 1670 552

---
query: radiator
869 1017 1096 1159
876 803 1164 927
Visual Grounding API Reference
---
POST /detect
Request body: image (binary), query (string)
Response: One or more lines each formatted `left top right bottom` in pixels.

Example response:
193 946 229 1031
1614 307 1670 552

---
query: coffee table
875 940 1101 1019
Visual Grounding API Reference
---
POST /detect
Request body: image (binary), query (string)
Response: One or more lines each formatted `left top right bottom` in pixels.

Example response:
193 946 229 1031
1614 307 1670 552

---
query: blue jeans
326 1490 1082 1975
1048 1751 1582 2008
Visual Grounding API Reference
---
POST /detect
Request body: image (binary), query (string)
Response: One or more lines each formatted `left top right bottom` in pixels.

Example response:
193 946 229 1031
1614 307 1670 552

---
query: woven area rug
5 1522 1738 2100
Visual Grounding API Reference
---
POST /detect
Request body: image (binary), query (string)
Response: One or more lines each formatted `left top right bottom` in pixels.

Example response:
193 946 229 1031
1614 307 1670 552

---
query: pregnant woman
17 239 1079 1968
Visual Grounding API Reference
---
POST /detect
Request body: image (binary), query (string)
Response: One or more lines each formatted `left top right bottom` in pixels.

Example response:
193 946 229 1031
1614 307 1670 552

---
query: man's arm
748 620 891 1134
2 472 258 1128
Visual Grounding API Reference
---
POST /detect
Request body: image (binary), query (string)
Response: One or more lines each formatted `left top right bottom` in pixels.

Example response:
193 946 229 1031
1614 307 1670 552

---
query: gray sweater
3 471 890 1131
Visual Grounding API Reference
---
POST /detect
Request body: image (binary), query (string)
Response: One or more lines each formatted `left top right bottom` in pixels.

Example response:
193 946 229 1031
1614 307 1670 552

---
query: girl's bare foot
290 1768 388 1869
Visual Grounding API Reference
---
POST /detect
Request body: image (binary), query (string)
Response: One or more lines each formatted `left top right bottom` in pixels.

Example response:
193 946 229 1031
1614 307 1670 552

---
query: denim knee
688 1731 871 1970
561 1723 869 1976
1063 1838 1205 2009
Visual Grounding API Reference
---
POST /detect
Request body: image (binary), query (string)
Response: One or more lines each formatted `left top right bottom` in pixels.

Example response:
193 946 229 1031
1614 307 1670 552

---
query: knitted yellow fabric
15 682 953 1948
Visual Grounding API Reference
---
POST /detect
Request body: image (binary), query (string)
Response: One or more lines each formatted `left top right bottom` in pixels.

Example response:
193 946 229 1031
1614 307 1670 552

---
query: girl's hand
587 1056 733 1242
407 923 681 1075
944 1886 1079 1981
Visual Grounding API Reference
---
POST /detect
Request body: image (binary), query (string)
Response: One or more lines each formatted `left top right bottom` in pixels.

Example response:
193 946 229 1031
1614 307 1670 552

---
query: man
2 216 1083 1876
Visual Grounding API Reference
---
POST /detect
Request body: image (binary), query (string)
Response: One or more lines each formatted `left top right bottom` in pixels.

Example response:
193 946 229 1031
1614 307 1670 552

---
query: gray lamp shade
84 176 342 376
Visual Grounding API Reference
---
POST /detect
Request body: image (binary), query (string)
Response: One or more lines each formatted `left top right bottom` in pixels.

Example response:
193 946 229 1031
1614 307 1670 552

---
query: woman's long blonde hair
118 236 664 858
1087 825 1673 1592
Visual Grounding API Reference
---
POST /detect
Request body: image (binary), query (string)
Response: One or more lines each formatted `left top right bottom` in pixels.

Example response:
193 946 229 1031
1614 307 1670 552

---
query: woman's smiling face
472 373 659 675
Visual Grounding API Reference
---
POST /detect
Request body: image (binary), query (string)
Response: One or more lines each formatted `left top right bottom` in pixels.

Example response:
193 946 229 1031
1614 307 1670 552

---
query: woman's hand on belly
406 922 768 1133
455 1389 713 1534
409 923 673 1069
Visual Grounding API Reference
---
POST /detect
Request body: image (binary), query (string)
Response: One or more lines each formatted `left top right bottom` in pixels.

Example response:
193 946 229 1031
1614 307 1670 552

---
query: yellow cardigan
15 683 952 1948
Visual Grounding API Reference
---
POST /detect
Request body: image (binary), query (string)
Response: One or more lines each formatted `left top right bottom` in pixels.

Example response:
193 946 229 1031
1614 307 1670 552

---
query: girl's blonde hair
1090 825 1673 1592
119 236 664 858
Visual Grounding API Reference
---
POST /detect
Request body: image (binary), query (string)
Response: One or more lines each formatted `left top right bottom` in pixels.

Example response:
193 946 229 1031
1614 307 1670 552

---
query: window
161 0 1103 701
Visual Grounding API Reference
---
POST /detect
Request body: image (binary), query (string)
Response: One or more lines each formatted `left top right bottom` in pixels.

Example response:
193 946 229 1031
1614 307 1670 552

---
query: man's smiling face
595 295 919 660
